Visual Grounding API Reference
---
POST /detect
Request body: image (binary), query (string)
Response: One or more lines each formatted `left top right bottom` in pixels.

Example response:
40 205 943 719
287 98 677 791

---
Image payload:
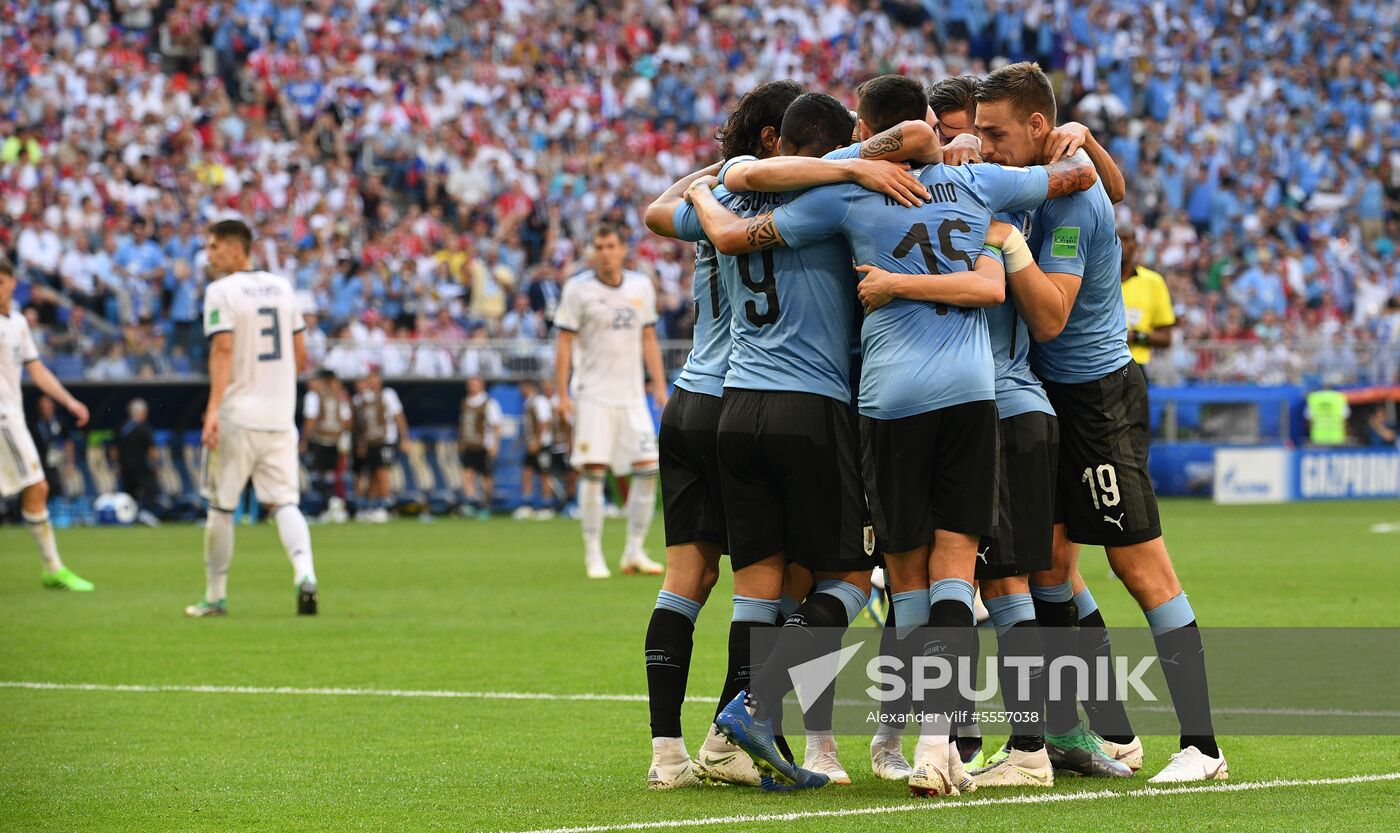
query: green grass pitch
3 499 1399 832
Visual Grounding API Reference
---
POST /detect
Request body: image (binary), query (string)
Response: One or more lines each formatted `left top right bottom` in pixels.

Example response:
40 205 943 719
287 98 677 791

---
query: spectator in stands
0 0 1391 389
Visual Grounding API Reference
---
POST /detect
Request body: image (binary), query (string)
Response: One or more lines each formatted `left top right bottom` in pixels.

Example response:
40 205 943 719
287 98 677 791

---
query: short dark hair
974 61 1057 124
716 79 805 160
780 92 856 157
927 75 980 120
207 218 254 252
316 368 337 382
0 256 12 277
593 224 624 244
855 74 927 134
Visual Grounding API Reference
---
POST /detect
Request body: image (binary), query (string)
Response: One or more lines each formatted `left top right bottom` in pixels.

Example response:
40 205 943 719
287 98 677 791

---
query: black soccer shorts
977 410 1059 580
658 387 727 549
717 388 875 572
861 399 1000 553
1044 360 1162 547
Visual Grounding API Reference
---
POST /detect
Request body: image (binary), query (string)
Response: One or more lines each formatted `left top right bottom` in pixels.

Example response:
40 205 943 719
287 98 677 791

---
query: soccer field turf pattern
3 499 1398 832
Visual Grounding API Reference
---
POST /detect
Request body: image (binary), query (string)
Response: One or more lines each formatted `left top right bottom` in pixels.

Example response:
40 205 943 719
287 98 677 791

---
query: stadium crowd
2 0 1398 383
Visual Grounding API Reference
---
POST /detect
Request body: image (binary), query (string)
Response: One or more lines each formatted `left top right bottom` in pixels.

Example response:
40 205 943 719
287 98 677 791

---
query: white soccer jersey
0 308 40 417
554 269 657 406
203 270 306 431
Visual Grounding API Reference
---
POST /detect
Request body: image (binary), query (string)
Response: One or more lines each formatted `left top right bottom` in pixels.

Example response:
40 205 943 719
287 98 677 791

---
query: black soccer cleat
297 579 318 616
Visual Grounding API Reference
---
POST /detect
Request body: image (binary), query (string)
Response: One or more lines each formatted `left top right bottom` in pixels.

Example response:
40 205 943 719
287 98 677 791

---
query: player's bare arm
720 156 929 207
204 331 233 449
1047 122 1125 203
23 359 89 426
553 328 574 422
685 180 787 255
857 120 940 164
1043 150 1099 199
644 161 724 238
641 324 668 410
856 251 1007 313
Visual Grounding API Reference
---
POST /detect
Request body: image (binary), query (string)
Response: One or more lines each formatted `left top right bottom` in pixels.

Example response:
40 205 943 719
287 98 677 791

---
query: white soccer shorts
201 423 300 511
570 399 658 474
0 410 45 498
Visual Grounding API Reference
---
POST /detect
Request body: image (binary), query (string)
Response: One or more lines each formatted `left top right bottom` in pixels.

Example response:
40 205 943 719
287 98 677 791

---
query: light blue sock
732 595 782 624
655 590 703 624
814 579 867 625
779 594 802 621
1144 592 1195 636
1073 587 1099 619
891 589 930 629
929 578 975 614
1030 580 1074 603
984 592 1036 633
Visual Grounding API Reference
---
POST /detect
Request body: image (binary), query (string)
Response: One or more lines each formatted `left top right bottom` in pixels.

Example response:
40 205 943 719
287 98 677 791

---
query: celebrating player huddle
638 63 1227 796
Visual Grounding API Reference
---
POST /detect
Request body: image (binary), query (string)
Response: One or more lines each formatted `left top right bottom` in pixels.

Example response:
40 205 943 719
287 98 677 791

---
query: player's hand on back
684 176 719 204
1047 122 1091 161
850 160 929 207
855 264 901 313
941 133 983 166
986 220 1015 249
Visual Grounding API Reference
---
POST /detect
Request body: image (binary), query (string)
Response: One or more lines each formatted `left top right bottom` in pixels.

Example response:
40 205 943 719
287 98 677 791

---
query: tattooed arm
1043 149 1099 199
644 161 723 238
858 119 942 164
721 157 929 206
685 178 786 256
1046 122 1126 203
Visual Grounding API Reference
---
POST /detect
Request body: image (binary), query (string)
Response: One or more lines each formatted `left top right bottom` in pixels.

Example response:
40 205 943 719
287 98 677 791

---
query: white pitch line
2 681 1397 720
502 772 1400 833
1371 521 1400 533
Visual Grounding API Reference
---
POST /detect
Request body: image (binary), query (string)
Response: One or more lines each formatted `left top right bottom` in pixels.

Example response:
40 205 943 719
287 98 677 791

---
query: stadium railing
36 337 1396 387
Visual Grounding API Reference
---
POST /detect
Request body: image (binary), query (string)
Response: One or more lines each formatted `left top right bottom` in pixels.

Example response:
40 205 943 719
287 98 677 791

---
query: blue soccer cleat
714 692 830 791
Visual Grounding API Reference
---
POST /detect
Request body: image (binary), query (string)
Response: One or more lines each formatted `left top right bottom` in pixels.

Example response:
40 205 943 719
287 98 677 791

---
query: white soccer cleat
971 746 1054 788
695 725 761 786
802 735 851 785
908 743 959 798
947 740 976 793
1147 746 1228 784
647 738 701 790
620 549 664 576
585 554 611 580
604 503 623 519
532 508 555 520
870 736 914 781
512 505 534 520
1100 735 1144 772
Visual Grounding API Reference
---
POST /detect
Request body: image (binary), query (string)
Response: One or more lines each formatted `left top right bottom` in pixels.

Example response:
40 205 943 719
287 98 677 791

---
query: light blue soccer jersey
674 156 859 403
1027 180 1133 384
668 219 730 398
989 209 1054 419
772 162 1050 419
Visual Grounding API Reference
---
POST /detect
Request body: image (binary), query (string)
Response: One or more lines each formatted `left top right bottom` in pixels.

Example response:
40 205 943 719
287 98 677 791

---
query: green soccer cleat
1045 723 1134 778
185 598 228 618
42 567 95 592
